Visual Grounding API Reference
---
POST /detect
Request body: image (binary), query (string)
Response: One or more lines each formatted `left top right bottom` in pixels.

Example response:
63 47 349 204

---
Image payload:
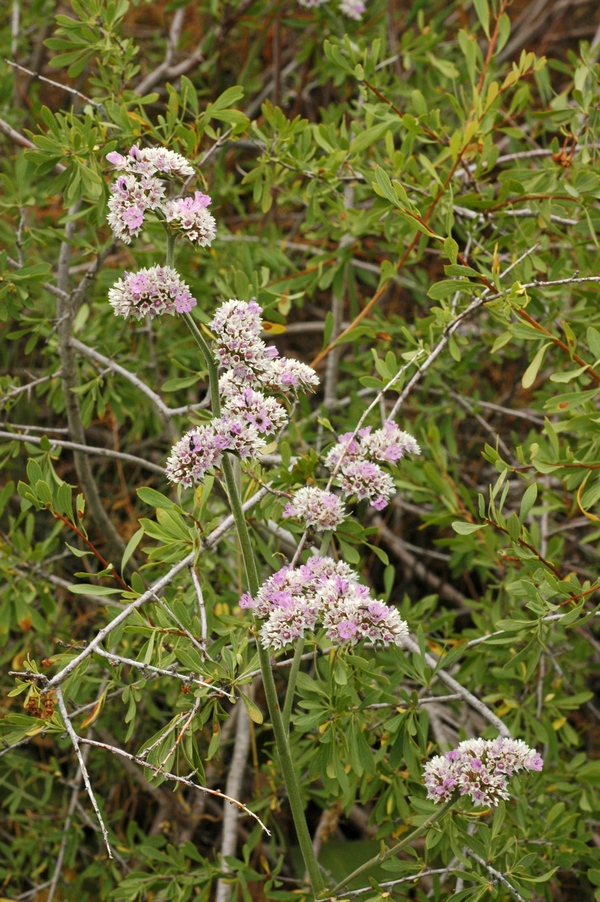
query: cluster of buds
240 555 408 650
166 300 319 485
423 738 543 807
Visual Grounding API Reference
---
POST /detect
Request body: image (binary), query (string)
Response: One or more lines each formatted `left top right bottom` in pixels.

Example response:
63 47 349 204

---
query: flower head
284 487 345 531
107 173 165 243
210 299 319 396
339 0 365 17
241 555 408 651
323 421 420 510
106 145 195 179
105 147 216 247
423 738 543 807
108 266 196 319
164 192 217 246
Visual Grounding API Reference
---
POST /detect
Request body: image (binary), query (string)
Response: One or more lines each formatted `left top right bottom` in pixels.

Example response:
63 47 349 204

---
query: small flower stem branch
321 798 456 899
282 638 305 733
49 508 129 590
477 0 510 92
92 647 226 695
483 517 564 581
181 308 325 894
55 686 113 858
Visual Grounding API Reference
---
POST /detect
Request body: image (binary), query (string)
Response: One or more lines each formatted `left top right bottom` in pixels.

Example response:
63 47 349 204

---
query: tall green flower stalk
168 235 325 894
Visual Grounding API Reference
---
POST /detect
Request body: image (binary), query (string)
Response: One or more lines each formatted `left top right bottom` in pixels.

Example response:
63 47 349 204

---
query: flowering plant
2 2 599 900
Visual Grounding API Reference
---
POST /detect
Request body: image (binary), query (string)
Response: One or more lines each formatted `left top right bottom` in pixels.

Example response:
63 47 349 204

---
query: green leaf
350 122 391 155
137 487 177 511
68 584 123 596
444 237 459 264
240 693 263 725
428 279 478 300
519 484 538 522
121 527 144 574
473 0 490 38
452 521 485 535
522 342 551 389
372 166 405 207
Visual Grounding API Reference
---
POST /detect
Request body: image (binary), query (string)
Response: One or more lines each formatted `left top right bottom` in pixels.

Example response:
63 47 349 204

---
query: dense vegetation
1 0 600 899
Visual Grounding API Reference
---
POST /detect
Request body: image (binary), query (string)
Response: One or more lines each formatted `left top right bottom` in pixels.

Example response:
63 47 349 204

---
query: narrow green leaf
452 521 485 535
522 342 551 389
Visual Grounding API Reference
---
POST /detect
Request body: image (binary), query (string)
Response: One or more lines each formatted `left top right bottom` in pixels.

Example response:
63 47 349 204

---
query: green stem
166 233 176 268
180 312 325 895
181 312 221 415
320 798 456 898
282 638 305 733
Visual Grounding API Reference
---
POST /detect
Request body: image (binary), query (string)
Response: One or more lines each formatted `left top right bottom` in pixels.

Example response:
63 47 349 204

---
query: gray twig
55 687 113 857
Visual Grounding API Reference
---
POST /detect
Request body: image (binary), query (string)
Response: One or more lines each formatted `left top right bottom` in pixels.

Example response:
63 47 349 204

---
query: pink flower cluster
164 192 216 246
284 486 345 532
424 738 543 808
106 145 216 246
211 300 319 395
108 266 197 319
240 556 408 650
166 300 319 486
324 421 421 510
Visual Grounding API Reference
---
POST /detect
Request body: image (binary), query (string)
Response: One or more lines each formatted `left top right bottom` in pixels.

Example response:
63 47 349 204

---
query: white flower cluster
324 421 421 510
241 555 408 651
108 266 197 319
284 486 345 532
166 300 319 486
423 738 544 807
297 0 366 19
106 145 216 246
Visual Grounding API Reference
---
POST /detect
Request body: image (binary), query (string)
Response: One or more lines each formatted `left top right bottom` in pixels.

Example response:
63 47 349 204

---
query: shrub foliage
1 0 600 899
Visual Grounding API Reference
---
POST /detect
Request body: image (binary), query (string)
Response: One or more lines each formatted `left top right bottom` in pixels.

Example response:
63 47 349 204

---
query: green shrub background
1 0 600 899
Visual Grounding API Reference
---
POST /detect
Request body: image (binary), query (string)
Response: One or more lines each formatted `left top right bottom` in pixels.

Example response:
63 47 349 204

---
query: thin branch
78 735 269 834
55 686 113 857
468 852 527 902
189 565 208 659
401 634 510 737
5 58 100 107
92 647 229 696
0 429 166 476
44 487 269 691
215 699 252 902
46 744 91 902
134 7 204 96
69 337 208 420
